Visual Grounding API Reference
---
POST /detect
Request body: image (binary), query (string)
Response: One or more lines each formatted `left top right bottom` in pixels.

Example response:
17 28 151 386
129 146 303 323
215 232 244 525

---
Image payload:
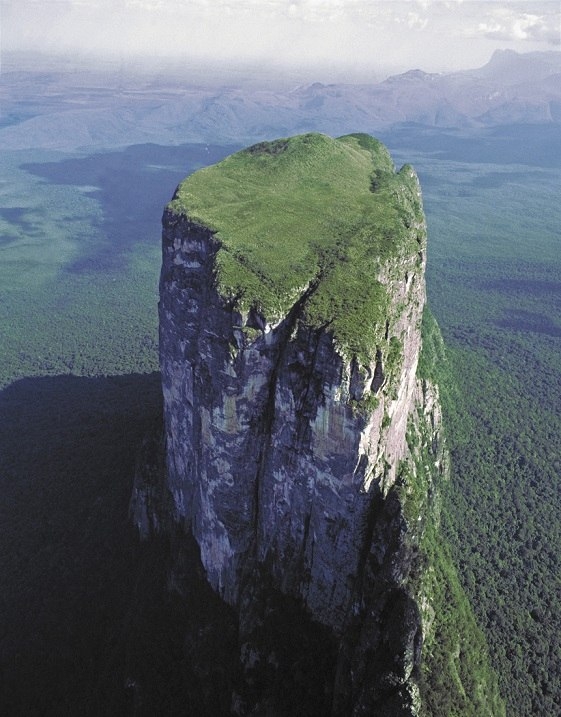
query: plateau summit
131 133 502 715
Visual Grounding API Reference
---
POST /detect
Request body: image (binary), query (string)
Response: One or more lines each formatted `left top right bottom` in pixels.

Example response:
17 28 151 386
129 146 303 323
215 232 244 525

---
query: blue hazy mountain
1 50 559 151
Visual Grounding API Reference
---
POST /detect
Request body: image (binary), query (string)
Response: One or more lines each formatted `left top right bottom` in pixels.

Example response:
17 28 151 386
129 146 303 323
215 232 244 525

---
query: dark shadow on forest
0 372 160 713
380 123 561 168
0 371 241 716
0 207 29 224
480 277 561 298
21 143 238 274
0 372 240 715
495 309 561 337
0 206 44 243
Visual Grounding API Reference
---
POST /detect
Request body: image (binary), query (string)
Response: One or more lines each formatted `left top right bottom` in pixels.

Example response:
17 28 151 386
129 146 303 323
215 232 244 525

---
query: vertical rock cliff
132 133 451 715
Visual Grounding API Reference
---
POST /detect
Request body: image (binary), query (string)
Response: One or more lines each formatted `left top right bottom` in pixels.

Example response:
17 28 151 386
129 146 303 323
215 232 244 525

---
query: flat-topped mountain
131 133 504 715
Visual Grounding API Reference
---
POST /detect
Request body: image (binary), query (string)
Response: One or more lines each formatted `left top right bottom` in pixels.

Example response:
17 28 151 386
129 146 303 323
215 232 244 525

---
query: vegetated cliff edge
131 133 502 716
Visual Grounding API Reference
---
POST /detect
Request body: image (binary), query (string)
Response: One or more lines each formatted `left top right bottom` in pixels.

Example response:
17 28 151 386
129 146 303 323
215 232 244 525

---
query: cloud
407 11 429 30
2 0 560 76
477 5 560 46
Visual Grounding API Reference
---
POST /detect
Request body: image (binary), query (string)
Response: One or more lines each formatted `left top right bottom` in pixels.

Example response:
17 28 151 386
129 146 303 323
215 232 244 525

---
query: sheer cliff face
159 212 425 620
145 134 442 713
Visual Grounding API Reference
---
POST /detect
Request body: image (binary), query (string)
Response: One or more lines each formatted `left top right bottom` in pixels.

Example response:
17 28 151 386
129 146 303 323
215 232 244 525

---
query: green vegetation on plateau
169 132 424 361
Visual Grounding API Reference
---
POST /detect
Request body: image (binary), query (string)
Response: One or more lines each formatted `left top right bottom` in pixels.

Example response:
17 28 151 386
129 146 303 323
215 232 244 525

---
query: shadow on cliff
0 371 238 716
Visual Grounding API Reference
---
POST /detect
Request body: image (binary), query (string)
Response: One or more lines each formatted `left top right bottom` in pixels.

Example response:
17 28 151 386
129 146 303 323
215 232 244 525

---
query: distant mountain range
1 49 560 151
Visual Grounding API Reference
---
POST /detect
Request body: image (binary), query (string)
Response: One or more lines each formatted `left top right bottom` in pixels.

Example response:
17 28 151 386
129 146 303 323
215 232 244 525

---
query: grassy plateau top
169 133 424 361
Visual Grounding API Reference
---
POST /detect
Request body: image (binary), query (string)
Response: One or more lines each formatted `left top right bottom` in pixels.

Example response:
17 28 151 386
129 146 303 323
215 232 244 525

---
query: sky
1 0 560 77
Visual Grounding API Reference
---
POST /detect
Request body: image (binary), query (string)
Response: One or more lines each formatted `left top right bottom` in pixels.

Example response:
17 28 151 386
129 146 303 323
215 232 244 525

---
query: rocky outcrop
132 133 446 715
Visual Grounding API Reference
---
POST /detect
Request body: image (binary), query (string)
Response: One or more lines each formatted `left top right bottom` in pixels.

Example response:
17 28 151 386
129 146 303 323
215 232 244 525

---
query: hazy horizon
1 0 559 82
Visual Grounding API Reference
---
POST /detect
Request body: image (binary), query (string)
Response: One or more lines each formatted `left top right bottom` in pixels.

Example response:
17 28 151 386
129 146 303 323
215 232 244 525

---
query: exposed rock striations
134 133 448 715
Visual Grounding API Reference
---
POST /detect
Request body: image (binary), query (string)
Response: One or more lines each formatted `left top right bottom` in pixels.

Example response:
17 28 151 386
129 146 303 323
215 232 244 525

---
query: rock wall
131 140 450 714
156 192 425 615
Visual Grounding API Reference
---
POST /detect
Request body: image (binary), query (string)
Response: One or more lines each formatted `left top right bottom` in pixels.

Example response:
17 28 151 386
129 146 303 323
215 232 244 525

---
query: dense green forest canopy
381 124 561 716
